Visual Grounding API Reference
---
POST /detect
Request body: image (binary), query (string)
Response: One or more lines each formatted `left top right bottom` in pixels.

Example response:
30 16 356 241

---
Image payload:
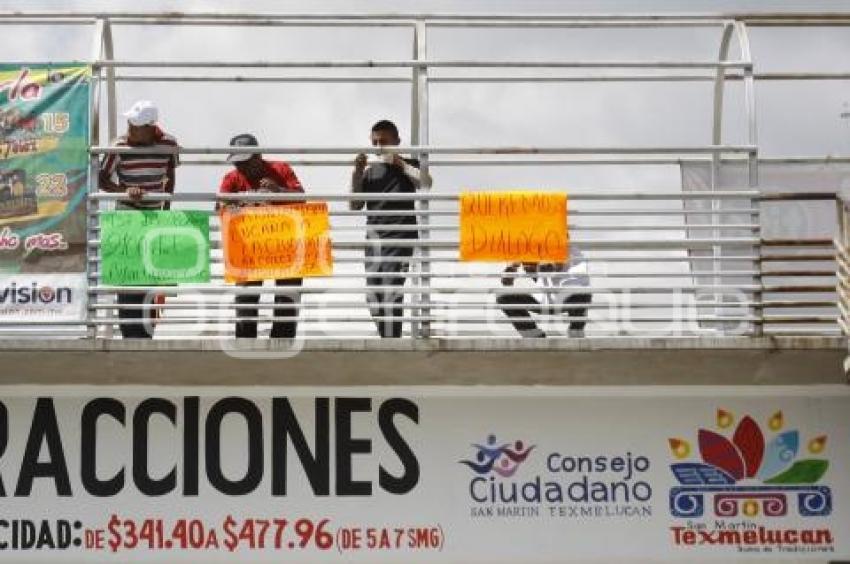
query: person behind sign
218 133 305 339
98 100 178 339
496 248 591 338
350 120 432 338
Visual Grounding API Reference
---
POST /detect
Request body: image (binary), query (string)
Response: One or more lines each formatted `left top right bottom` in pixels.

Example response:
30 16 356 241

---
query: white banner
0 273 86 322
0 385 847 562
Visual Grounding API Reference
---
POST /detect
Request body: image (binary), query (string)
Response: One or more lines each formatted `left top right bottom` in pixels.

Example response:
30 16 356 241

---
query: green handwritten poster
100 211 210 285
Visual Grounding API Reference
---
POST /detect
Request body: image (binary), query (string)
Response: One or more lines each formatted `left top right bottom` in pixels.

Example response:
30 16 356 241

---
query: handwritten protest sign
100 211 210 285
221 203 333 282
459 191 568 262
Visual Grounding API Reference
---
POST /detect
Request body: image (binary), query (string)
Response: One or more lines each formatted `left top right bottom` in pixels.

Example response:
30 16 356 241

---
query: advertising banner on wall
0 385 846 562
0 64 90 321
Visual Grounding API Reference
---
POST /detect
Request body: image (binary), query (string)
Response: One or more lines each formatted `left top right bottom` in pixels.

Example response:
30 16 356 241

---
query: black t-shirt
362 158 419 230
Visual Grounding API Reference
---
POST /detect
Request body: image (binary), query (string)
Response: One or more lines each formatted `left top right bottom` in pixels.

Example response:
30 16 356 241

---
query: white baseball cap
123 100 158 126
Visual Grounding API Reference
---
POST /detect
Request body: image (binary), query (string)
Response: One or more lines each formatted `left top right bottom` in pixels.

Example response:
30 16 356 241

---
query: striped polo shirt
100 127 179 210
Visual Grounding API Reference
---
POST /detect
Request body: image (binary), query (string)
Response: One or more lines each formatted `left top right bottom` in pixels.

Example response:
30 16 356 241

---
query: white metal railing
76 189 837 340
835 193 850 371
0 11 848 342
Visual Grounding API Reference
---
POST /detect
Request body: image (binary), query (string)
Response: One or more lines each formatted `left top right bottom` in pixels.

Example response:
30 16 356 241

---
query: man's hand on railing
252 187 273 206
215 196 243 212
126 185 144 201
258 177 280 191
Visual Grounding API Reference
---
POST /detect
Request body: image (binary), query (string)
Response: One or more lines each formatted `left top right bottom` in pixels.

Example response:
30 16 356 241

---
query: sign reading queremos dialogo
0 386 846 562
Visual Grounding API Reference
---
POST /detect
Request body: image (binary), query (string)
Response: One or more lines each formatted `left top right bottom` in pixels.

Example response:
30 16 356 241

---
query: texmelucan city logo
668 409 835 555
461 433 653 520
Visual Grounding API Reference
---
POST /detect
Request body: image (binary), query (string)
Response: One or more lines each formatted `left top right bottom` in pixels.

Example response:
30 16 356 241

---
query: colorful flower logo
669 409 828 486
668 410 831 519
459 434 535 477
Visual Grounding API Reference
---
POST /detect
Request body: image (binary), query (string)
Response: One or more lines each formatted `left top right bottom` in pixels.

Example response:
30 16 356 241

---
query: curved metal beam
712 22 735 160
711 20 758 183
734 21 758 187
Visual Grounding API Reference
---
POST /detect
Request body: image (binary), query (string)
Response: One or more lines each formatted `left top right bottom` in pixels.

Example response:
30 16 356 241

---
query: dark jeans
496 292 591 334
118 292 154 339
365 231 415 338
235 278 302 338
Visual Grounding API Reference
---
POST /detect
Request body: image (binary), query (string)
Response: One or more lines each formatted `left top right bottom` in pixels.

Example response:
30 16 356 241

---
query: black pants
496 292 591 334
365 232 415 338
118 292 154 339
235 278 302 338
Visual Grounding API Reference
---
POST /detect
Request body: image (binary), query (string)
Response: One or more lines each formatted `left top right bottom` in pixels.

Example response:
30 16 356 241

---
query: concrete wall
0 337 844 386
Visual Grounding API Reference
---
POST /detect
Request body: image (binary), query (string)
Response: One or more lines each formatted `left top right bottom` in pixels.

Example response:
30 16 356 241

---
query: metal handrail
73 189 840 339
0 10 845 342
88 145 759 156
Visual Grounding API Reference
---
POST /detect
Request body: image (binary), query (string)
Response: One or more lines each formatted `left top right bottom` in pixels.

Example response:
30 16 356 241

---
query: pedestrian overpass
0 10 848 564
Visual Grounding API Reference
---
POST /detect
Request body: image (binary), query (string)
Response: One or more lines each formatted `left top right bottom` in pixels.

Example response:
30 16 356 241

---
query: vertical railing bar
102 17 117 146
409 22 422 339
86 18 105 341
735 21 761 336
837 197 850 377
414 19 431 339
710 21 735 333
101 16 116 339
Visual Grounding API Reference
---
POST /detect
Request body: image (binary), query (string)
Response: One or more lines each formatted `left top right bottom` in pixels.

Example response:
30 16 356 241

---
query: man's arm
274 162 304 193
161 165 175 211
393 155 432 189
418 167 433 189
98 169 121 192
263 162 304 204
98 154 122 192
350 153 367 211
216 174 237 212
99 155 144 203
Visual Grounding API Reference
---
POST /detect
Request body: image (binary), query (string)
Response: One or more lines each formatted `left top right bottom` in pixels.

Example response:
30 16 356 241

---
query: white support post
412 19 431 338
102 18 117 143
709 21 735 334
734 21 761 336
87 18 105 340
92 17 117 339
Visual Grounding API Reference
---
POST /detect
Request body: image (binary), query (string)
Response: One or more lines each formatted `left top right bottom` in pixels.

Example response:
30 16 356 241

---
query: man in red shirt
218 133 304 339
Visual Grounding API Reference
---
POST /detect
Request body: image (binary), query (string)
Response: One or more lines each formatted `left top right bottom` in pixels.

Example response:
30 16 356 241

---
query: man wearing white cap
100 100 178 210
99 100 180 338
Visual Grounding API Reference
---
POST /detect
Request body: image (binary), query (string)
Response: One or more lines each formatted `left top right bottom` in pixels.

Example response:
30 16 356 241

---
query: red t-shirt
219 160 304 204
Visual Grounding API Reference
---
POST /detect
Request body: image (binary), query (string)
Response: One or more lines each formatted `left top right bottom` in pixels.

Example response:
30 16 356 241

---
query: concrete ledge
0 337 844 386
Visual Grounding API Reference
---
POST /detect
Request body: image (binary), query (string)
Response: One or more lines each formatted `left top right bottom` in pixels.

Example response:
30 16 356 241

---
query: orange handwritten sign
459 191 568 262
221 203 333 282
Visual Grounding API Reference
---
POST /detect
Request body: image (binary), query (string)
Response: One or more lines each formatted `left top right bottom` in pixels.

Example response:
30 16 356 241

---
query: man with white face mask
349 120 432 338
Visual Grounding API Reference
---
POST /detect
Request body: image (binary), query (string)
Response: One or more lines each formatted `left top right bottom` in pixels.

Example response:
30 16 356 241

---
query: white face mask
377 151 396 164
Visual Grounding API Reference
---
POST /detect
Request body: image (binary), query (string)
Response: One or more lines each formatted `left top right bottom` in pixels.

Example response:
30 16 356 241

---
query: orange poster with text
221 203 333 282
459 191 568 262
